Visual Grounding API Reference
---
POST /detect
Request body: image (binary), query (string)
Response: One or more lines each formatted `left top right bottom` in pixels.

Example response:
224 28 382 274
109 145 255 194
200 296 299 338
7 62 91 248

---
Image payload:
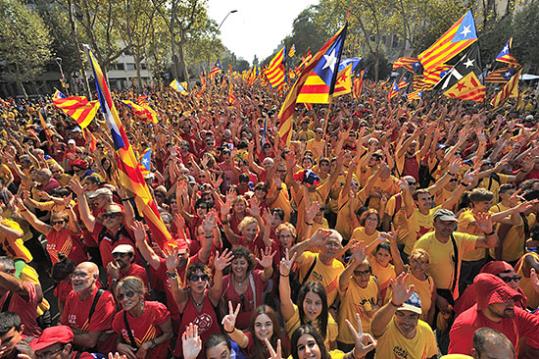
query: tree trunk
68 0 92 99
177 41 189 82
134 51 143 92
374 54 380 82
16 78 28 98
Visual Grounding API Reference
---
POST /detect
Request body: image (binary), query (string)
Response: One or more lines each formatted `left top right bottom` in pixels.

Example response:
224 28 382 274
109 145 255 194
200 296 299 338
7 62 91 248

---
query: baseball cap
433 208 457 222
67 139 76 145
30 325 74 351
474 273 523 310
397 292 422 315
112 244 135 254
87 187 113 199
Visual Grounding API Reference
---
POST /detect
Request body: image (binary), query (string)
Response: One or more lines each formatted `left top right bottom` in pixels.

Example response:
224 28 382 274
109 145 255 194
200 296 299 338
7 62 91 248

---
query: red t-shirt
60 286 116 353
449 305 539 355
46 229 88 265
0 282 41 337
107 263 148 288
53 278 73 310
112 301 171 359
175 294 221 358
221 270 267 330
91 223 136 268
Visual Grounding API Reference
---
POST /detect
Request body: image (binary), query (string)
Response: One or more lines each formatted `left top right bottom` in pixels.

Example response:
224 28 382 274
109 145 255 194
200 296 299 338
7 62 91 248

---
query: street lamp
218 9 238 30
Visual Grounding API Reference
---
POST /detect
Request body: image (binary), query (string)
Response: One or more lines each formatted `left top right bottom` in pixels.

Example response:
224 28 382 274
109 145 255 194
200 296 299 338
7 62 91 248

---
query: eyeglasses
116 290 136 301
189 274 209 282
500 275 521 283
51 220 66 225
103 213 122 219
407 181 417 186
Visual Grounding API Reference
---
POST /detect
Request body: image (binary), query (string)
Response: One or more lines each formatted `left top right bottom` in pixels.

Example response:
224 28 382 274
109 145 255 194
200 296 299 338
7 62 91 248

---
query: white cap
111 244 135 254
67 139 76 145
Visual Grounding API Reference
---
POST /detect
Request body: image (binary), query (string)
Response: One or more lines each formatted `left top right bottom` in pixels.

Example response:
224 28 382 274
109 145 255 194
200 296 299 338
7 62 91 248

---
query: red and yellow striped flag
490 69 521 108
52 95 100 129
228 83 237 105
86 48 173 249
264 48 285 88
353 70 365 99
418 10 477 71
332 64 352 98
278 25 347 145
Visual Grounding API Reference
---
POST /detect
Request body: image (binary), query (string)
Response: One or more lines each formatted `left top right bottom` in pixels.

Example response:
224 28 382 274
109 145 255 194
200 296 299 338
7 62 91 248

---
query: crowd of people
0 78 538 359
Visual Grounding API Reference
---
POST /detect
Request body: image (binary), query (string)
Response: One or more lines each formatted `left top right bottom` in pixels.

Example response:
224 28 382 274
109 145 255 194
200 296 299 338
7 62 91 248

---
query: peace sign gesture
221 300 241 334
264 338 283 359
279 248 296 276
345 313 377 358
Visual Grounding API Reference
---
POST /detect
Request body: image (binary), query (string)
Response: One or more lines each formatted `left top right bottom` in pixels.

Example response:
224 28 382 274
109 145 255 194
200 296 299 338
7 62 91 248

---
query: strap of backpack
301 257 317 286
449 233 459 298
248 273 257 309
88 289 104 322
521 214 530 253
123 311 138 349
1 292 14 312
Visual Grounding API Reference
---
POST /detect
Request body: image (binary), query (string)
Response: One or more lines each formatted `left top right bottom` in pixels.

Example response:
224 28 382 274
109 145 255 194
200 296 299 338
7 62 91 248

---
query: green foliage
0 0 52 81
512 0 539 71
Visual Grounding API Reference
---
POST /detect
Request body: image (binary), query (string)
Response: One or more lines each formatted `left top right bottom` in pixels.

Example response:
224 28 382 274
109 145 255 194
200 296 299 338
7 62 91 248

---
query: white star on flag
322 49 337 72
142 158 150 166
463 58 475 68
460 25 471 37
502 45 509 53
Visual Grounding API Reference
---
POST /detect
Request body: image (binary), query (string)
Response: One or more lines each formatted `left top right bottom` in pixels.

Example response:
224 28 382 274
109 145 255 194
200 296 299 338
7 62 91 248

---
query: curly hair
231 246 255 273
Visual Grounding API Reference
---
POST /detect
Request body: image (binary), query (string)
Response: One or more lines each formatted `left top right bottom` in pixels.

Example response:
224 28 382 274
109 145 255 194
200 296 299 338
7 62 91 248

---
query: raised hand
131 221 147 244
256 246 277 269
305 201 320 224
68 177 85 196
108 352 128 359
165 249 180 272
279 248 296 276
345 313 377 358
221 300 241 333
202 211 217 234
264 338 283 359
389 273 414 306
182 323 202 359
214 248 234 272
248 197 261 217
474 212 494 234
309 228 333 249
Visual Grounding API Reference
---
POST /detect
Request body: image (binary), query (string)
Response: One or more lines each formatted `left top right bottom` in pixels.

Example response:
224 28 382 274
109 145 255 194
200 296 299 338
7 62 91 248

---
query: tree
0 0 52 96
512 0 539 72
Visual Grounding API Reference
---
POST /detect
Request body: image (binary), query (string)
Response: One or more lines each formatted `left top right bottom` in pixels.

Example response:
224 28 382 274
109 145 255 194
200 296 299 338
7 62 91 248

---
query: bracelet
485 230 496 236
224 327 235 334
280 273 289 277
305 222 314 226
389 300 401 307
166 271 177 279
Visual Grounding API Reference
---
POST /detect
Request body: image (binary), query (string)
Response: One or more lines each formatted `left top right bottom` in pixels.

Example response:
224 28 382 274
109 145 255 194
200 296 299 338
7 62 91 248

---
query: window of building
126 63 136 71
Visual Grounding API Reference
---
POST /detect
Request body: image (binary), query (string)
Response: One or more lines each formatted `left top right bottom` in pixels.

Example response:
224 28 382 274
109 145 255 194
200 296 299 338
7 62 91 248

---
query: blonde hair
238 216 258 233
409 248 430 264
116 276 146 297
276 222 297 239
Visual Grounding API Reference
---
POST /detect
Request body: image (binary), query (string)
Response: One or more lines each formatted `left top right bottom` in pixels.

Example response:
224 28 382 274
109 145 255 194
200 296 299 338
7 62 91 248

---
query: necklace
192 294 204 308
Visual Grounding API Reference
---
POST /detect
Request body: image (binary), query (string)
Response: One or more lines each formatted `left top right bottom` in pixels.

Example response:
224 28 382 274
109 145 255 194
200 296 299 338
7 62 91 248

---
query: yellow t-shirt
335 190 365 241
385 193 408 242
477 173 510 201
0 218 32 263
403 206 441 255
405 275 434 321
489 203 536 262
374 317 438 359
368 255 396 301
0 164 12 184
350 227 380 248
371 176 400 197
298 252 344 306
414 232 478 291
457 209 487 261
288 350 348 359
338 276 379 343
285 304 338 349
268 182 292 222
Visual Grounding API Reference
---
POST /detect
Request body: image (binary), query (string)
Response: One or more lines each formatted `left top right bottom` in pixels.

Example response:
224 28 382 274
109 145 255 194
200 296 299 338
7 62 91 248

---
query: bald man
441 327 515 359
60 262 117 353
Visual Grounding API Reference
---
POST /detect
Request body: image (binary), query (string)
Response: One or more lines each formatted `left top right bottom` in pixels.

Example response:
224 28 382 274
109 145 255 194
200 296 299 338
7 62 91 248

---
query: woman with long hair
220 246 275 329
279 249 338 350
221 303 289 359
112 276 173 359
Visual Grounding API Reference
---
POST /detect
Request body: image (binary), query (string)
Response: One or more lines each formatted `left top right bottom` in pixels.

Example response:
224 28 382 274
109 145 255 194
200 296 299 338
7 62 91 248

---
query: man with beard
449 273 539 356
106 244 148 292
0 312 33 359
60 262 117 354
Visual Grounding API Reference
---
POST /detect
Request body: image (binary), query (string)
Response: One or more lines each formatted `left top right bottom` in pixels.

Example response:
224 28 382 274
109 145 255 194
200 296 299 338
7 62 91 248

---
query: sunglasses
51 220 66 225
500 275 521 283
103 213 122 219
117 290 136 301
189 274 209 282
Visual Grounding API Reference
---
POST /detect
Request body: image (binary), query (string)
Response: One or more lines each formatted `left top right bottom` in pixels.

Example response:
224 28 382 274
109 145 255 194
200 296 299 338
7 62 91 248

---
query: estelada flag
332 64 352 97
495 38 519 66
418 10 478 71
444 72 486 102
490 69 521 108
296 27 347 104
352 70 365 99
